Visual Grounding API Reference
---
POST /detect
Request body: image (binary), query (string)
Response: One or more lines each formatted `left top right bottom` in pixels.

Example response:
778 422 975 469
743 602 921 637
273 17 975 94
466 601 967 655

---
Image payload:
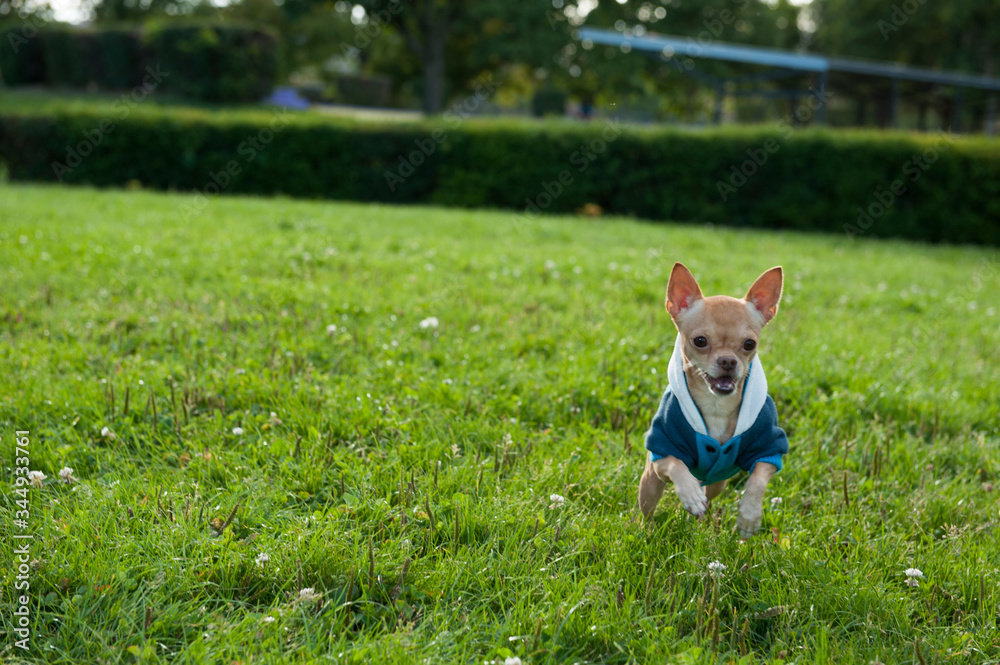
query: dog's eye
693 336 708 348
743 339 757 351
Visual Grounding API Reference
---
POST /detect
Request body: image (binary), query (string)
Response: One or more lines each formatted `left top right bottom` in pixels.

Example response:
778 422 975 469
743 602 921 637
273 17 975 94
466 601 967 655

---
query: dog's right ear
666 262 704 319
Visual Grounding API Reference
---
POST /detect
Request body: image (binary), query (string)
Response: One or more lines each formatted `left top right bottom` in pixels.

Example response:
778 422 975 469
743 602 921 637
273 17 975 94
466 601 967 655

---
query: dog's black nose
718 356 737 372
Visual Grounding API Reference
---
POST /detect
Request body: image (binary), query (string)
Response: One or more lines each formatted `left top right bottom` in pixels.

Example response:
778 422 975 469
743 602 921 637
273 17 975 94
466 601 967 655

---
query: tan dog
637 263 787 538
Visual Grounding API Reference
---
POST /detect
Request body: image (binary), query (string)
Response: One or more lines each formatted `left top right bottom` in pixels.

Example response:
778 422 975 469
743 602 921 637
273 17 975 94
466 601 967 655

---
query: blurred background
2 0 998 247
1 0 997 131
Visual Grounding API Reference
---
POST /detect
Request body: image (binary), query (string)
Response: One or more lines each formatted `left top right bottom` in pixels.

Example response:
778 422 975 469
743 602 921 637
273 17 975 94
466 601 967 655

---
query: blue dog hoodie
644 335 788 485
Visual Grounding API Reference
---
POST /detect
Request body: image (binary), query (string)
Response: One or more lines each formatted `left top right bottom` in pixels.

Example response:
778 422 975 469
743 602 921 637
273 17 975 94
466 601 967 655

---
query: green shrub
40 28 98 88
532 87 567 117
1 27 46 86
335 74 391 107
144 24 278 103
1 23 276 102
1 104 998 245
96 28 143 89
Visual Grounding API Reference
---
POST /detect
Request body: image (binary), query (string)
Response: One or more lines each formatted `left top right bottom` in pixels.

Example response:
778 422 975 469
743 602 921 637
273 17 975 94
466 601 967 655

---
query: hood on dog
644 334 788 486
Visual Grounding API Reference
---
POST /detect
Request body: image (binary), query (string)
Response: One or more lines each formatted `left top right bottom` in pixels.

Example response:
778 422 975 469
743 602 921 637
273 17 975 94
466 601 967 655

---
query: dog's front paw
675 481 708 518
736 500 763 539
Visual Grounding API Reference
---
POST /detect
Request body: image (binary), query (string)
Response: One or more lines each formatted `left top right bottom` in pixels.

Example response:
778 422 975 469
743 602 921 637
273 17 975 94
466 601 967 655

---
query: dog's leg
649 456 708 518
638 458 666 520
704 479 728 502
737 462 777 539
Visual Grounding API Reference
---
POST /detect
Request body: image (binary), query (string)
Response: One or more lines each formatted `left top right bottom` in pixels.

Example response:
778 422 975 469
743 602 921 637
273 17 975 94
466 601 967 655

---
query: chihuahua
637 263 788 538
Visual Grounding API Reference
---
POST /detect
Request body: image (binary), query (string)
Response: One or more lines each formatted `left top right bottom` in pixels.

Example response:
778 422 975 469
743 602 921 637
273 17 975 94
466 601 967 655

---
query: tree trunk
422 37 446 114
394 1 451 115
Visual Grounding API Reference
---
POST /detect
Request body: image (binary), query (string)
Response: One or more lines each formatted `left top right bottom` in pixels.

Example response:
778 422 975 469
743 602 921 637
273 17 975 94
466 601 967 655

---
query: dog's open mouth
702 372 737 395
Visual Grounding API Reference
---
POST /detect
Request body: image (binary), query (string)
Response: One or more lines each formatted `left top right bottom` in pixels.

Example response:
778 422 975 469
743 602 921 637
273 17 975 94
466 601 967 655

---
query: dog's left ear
744 266 783 324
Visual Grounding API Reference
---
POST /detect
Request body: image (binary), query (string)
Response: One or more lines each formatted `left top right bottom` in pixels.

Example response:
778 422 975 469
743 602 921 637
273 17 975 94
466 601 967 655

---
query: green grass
0 183 998 664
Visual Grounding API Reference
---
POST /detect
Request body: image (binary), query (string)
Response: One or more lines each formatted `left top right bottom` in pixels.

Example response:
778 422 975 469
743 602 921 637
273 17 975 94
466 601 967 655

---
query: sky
48 0 89 23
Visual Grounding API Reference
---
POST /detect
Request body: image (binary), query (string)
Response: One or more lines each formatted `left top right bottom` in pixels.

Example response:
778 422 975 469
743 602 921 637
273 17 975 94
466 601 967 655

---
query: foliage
40 27 96 87
88 0 194 23
1 99 999 244
532 86 568 118
0 23 278 102
144 23 280 103
0 184 998 662
808 0 1000 129
0 25 46 85
551 0 805 118
95 27 143 90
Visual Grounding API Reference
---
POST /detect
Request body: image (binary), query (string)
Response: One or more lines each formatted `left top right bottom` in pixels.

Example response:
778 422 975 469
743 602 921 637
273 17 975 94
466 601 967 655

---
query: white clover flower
59 467 76 484
232 427 244 436
505 657 522 665
298 587 321 602
101 426 116 440
770 497 783 506
263 616 276 623
28 470 46 487
419 316 439 329
549 493 565 508
255 552 270 567
708 561 727 576
502 433 513 447
905 568 924 586
326 324 338 335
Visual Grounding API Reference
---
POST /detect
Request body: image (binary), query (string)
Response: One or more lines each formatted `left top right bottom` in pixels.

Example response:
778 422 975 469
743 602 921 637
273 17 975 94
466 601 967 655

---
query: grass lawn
1 183 999 664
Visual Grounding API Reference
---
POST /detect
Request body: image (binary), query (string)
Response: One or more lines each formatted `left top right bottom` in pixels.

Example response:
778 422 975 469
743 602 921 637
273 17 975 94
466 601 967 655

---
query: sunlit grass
0 183 998 663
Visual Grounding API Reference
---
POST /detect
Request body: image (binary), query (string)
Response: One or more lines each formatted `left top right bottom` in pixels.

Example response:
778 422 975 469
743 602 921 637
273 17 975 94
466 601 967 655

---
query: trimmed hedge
1 105 999 244
96 28 143 90
40 29 97 88
0 25 46 86
145 25 279 103
0 24 277 103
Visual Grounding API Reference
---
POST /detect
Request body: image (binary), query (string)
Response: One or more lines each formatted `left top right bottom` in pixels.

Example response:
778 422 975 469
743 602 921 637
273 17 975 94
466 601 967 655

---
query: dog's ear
666 263 704 319
744 266 783 324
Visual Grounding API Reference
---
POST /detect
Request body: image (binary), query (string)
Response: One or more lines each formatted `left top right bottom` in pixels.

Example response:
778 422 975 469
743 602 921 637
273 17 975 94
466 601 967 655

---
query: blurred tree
552 0 803 121
220 0 357 82
355 0 568 114
0 0 52 26
812 0 999 129
87 0 196 22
